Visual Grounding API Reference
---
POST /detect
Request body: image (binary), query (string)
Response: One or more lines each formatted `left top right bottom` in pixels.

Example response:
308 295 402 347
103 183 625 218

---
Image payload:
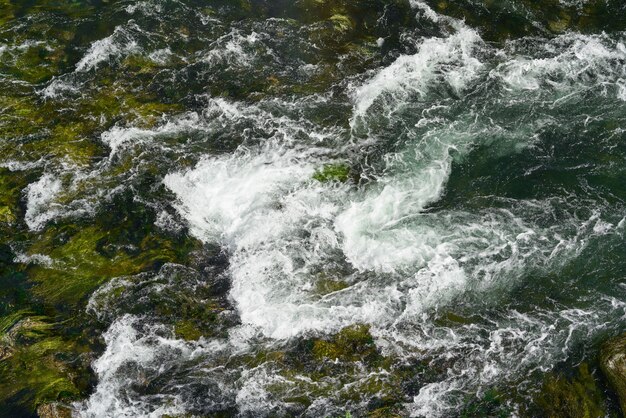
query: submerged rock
312 324 378 362
536 363 606 418
600 333 626 415
313 163 352 183
459 388 510 418
36 402 73 418
428 0 626 42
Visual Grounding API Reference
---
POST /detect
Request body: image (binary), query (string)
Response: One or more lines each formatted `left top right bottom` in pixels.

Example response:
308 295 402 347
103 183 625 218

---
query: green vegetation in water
312 324 378 362
0 169 30 226
0 188 203 413
25 194 199 307
536 363 607 418
313 163 351 183
459 389 511 418
227 323 408 413
0 325 85 406
174 320 204 341
429 0 626 42
315 277 349 295
600 333 626 415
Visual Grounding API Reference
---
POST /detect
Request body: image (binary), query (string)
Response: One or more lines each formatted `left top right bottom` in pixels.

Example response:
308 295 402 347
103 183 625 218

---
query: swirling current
1 0 626 417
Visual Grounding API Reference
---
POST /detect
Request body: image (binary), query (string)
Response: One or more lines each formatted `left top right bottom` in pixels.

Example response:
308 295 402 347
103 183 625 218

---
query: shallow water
1 0 626 416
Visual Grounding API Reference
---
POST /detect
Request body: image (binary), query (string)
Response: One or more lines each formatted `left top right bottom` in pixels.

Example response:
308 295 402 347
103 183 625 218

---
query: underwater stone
313 163 351 182
329 14 355 33
174 320 204 341
600 333 626 415
314 277 349 295
36 402 73 418
312 324 378 362
37 402 72 418
536 363 606 418
459 388 510 418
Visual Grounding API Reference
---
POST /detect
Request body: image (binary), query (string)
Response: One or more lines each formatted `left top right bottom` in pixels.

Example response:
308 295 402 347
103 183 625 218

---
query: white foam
148 48 173 65
75 25 141 72
493 33 626 100
349 26 483 122
0 159 44 171
126 0 163 16
409 0 442 23
164 97 565 347
201 30 267 68
99 112 201 158
75 315 192 418
154 210 184 233
13 252 55 266
402 299 626 416
24 174 63 231
40 78 80 99
164 144 316 247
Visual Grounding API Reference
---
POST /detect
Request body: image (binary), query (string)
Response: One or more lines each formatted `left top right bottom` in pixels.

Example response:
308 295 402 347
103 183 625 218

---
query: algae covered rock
368 406 403 418
427 0 626 42
312 324 379 362
0 318 91 416
314 277 349 295
459 388 510 418
36 402 73 418
600 333 626 415
536 363 606 418
313 163 351 183
249 323 406 413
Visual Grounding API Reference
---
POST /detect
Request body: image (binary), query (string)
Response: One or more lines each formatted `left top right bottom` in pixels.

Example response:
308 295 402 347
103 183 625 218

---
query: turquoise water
1 0 626 416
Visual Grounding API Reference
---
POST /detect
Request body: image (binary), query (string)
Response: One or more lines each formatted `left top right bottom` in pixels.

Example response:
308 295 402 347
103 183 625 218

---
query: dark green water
1 0 626 416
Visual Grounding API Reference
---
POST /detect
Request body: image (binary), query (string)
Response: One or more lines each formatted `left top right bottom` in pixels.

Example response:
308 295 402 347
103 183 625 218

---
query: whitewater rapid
24 2 622 417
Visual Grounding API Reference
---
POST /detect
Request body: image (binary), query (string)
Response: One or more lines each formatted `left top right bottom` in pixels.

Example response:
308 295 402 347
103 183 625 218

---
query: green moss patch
313 163 351 183
536 363 606 418
312 324 378 362
600 333 626 415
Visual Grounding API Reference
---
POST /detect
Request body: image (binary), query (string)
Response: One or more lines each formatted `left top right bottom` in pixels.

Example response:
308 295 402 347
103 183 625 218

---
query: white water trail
75 24 141 72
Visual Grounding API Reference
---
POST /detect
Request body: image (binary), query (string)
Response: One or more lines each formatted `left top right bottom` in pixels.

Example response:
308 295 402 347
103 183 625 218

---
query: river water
1 0 626 416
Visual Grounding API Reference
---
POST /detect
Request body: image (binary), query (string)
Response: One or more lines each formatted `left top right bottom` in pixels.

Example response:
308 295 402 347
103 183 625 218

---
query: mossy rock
0 168 29 226
88 86 181 129
0 0 15 27
26 225 139 305
12 43 67 83
313 163 351 183
536 363 606 418
312 324 378 362
0 320 91 413
233 323 406 412
37 402 73 418
600 333 626 416
23 192 199 308
25 224 188 306
0 30 67 83
339 371 403 406
45 123 100 166
0 95 47 140
459 388 510 418
314 277 349 295
368 405 403 417
329 14 355 33
297 0 346 18
174 320 204 341
428 0 626 42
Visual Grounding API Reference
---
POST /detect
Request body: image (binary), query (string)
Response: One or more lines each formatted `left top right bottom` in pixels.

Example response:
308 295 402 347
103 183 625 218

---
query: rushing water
1 0 626 417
